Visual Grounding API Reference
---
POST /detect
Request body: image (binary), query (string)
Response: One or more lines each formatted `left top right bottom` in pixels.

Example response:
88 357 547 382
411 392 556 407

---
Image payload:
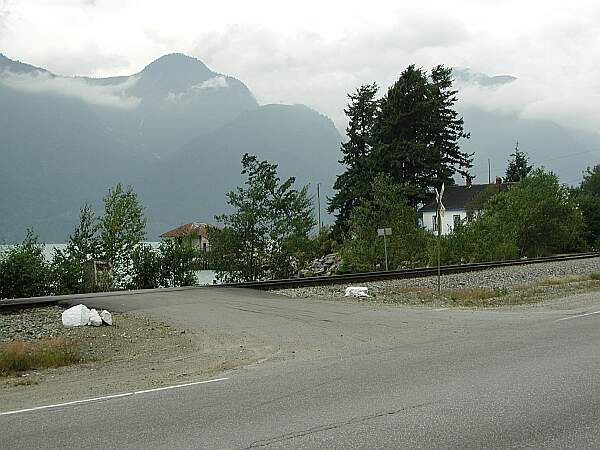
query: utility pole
316 183 322 233
488 158 491 184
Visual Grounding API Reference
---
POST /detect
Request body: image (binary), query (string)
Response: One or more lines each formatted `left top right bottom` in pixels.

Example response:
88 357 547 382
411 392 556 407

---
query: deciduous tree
208 154 315 282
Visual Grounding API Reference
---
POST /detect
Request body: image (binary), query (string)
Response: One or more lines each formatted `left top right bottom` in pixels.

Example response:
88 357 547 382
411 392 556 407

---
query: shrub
0 230 51 299
129 244 162 290
159 237 197 287
340 174 431 273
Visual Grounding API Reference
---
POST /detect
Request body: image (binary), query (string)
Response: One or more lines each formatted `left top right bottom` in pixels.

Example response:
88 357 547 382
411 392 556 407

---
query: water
0 243 217 286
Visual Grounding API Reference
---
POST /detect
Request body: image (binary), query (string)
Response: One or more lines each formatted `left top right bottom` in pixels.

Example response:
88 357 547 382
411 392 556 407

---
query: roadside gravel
0 306 272 412
275 257 600 303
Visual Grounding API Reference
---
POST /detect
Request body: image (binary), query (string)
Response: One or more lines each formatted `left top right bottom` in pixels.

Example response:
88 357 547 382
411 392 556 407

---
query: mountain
0 53 341 242
139 104 342 238
451 69 600 185
459 107 600 186
2 55 598 243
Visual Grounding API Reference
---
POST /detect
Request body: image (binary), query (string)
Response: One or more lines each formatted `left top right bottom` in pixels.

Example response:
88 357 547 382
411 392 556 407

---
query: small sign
436 183 446 216
377 228 392 236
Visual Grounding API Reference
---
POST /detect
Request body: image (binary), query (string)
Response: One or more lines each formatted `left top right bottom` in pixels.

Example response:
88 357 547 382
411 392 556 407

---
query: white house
419 179 511 235
160 221 212 251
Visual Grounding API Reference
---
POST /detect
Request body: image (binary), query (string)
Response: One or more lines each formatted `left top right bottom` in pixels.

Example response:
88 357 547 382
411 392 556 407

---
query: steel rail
217 252 600 290
1 252 599 309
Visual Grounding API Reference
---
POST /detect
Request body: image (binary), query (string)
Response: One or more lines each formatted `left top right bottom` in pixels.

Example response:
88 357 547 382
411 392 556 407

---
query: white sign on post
377 228 392 236
436 183 446 217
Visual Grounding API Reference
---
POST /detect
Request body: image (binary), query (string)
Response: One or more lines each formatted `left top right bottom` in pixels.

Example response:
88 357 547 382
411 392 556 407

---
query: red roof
160 222 210 239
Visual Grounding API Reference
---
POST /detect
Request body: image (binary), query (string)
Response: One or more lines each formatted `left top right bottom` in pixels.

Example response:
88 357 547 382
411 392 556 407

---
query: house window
453 214 461 226
432 215 437 232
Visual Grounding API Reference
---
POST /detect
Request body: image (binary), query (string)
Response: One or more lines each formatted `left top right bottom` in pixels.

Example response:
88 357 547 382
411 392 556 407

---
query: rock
344 286 370 297
100 310 113 326
61 304 90 327
88 309 102 327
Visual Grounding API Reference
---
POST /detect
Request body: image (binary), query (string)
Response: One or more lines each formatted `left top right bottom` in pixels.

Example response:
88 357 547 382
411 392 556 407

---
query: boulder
61 304 90 327
344 286 370 298
88 309 102 327
100 310 113 326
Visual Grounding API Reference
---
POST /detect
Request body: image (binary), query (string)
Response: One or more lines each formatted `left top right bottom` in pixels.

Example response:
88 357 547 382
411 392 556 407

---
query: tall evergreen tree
371 65 472 205
505 141 533 182
328 84 379 236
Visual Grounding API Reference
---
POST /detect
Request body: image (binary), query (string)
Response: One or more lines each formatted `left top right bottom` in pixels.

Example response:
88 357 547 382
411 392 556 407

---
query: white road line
0 377 229 417
556 310 600 322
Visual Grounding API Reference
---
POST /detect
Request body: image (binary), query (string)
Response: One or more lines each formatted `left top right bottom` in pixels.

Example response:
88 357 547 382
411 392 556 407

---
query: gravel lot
275 257 600 304
0 306 272 412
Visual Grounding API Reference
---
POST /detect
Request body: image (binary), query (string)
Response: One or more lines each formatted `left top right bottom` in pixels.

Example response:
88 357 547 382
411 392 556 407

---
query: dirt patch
0 306 273 412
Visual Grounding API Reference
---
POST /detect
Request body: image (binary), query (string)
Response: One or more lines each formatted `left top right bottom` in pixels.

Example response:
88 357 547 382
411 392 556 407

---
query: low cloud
166 76 229 103
456 74 600 134
192 76 228 90
0 70 141 109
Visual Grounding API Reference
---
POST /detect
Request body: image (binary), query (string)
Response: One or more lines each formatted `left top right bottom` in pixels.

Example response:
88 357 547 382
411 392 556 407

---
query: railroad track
1 252 599 309
218 252 600 290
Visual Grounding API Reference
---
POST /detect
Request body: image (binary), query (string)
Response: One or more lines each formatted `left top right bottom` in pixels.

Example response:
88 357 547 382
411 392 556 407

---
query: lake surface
0 243 217 286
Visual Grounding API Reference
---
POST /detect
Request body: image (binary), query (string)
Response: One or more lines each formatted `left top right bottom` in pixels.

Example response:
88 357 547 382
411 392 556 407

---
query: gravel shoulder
274 257 600 308
0 306 273 412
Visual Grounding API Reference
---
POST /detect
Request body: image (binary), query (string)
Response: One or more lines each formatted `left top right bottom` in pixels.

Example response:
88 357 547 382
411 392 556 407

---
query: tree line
3 63 600 294
0 184 197 299
206 65 600 280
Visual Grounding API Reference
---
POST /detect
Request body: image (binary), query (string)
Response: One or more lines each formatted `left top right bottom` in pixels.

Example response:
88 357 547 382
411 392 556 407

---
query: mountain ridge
0 53 342 242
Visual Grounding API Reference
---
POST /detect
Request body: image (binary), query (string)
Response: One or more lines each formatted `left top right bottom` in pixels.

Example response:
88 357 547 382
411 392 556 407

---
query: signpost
436 184 445 294
377 227 392 271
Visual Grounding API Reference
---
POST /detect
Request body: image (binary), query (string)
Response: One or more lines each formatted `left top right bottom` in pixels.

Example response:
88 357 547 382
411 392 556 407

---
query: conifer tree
505 141 533 182
328 84 379 236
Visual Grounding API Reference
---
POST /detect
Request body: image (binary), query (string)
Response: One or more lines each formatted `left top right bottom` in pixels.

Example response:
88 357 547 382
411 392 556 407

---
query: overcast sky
2 0 600 133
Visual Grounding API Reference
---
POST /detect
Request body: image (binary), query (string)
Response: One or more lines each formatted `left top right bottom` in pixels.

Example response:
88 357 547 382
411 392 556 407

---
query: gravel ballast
275 257 600 300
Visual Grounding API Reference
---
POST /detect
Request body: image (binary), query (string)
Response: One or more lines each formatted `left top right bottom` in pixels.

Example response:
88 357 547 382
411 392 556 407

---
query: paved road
3 288 600 449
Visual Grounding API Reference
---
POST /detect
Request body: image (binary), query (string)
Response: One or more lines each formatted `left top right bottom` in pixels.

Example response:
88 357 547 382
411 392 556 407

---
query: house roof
160 222 211 239
419 183 512 212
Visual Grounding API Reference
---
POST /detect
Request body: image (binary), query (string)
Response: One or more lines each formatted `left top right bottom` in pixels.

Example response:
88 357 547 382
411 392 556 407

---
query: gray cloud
190 19 471 129
3 1 600 136
0 0 10 37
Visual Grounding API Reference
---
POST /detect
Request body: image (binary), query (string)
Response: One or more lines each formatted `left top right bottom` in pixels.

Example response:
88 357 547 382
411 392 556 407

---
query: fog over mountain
0 53 341 242
1 53 599 242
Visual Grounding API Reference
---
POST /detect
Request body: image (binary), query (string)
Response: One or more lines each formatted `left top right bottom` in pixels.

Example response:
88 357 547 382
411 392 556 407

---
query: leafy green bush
129 244 162 290
159 237 197 287
573 165 600 250
340 174 431 273
0 230 51 299
432 169 585 265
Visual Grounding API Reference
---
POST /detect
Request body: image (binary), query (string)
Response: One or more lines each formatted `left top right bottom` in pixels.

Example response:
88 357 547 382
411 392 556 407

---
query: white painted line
556 310 600 322
134 377 229 395
0 377 228 417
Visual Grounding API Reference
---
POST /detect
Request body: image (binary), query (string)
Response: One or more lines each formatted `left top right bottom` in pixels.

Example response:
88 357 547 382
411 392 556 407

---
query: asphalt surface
3 288 600 449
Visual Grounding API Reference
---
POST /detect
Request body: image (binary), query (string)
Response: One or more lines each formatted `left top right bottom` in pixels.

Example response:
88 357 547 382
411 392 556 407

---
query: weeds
0 337 82 376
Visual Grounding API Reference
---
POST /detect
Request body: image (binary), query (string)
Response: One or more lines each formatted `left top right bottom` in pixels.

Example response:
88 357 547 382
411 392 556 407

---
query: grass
0 337 82 376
